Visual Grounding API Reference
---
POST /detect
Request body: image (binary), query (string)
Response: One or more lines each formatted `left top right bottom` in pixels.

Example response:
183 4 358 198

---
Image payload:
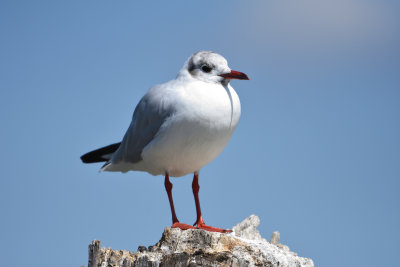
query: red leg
164 173 195 230
192 173 232 233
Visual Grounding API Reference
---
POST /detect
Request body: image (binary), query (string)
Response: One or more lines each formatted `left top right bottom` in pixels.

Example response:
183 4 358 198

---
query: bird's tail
80 142 121 163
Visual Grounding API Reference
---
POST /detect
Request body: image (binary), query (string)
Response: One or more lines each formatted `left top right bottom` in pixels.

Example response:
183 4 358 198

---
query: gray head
182 51 249 84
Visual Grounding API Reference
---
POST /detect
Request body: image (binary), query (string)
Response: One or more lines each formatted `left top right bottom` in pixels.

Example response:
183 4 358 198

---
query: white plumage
102 51 242 177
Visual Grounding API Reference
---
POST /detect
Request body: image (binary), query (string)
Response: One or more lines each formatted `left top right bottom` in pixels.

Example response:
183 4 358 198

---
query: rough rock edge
87 215 314 267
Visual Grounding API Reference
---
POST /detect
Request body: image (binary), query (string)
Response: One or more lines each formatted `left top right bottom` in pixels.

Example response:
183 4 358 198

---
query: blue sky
0 1 399 266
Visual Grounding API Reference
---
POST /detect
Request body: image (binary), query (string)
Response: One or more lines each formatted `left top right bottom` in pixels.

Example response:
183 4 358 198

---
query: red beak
219 70 249 80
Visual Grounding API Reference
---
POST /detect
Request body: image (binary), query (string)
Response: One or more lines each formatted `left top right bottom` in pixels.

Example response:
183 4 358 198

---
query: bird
81 51 249 233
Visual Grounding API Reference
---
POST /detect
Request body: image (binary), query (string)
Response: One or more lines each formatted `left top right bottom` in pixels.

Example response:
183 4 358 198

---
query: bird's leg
192 173 232 233
164 173 195 230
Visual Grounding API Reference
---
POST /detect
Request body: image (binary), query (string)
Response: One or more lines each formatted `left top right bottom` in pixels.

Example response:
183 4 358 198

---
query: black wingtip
80 152 97 163
80 142 121 164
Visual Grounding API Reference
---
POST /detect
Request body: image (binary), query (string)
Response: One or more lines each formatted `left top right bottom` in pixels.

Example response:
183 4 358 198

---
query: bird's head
181 51 249 84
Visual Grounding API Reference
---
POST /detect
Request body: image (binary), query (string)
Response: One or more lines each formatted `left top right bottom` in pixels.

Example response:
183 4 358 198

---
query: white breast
135 81 241 177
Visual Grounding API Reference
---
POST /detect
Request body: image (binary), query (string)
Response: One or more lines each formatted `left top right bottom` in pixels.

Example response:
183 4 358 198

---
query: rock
137 246 147 253
87 215 314 267
270 231 280 245
232 214 265 242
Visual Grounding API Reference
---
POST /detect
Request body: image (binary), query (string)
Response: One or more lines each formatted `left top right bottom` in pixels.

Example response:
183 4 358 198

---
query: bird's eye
201 65 212 73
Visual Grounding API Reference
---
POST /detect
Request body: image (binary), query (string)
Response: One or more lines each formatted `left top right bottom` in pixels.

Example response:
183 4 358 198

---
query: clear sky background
1 1 399 266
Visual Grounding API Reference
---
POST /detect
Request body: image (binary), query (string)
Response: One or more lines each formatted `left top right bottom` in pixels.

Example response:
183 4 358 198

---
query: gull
81 51 249 232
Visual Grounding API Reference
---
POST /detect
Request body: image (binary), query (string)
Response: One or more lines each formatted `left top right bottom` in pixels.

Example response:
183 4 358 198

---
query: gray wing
110 87 175 164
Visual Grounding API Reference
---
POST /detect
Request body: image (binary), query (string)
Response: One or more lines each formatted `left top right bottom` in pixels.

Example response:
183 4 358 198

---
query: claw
196 223 232 233
171 222 196 230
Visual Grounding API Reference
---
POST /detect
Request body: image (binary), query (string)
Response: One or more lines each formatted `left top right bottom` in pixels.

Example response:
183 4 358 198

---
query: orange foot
171 222 196 230
196 222 232 233
194 217 232 233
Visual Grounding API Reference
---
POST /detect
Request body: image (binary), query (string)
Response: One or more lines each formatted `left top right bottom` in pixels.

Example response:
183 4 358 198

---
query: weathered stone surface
87 215 314 267
270 231 280 245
